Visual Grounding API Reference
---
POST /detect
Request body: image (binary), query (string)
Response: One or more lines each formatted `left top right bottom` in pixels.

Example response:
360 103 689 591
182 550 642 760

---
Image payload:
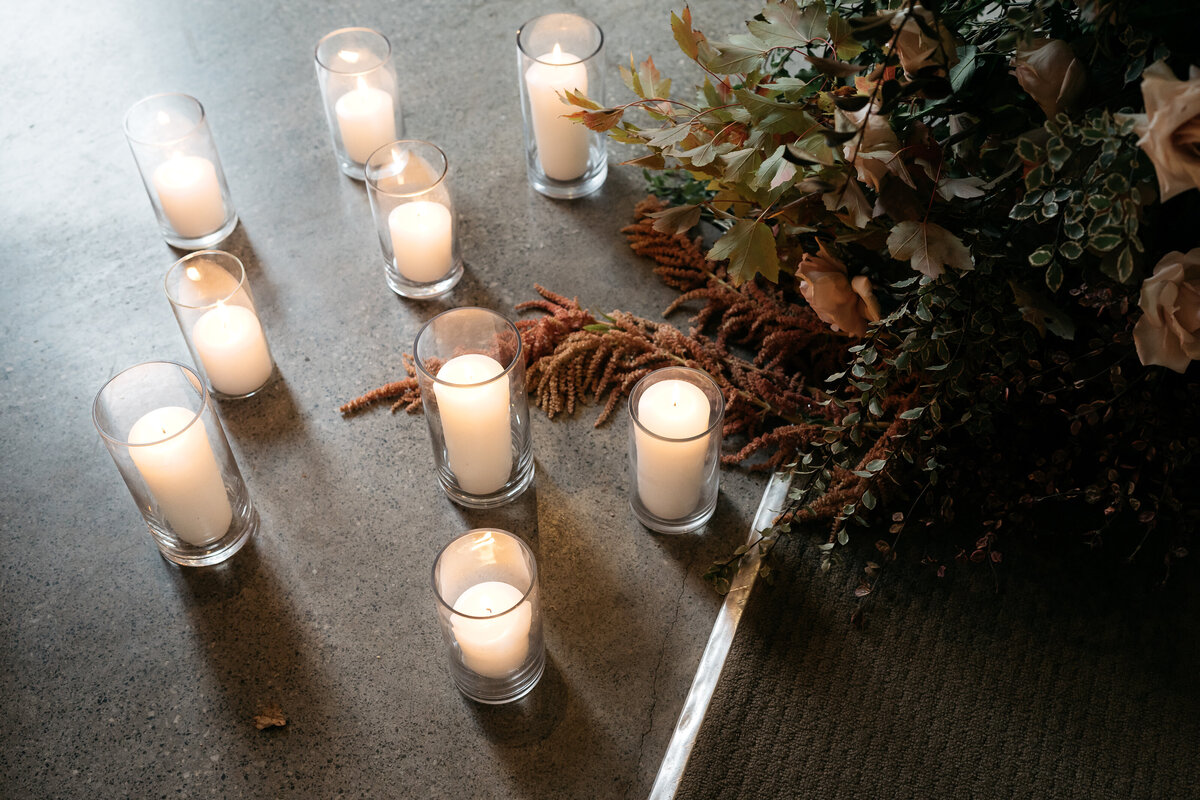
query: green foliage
564 0 1200 594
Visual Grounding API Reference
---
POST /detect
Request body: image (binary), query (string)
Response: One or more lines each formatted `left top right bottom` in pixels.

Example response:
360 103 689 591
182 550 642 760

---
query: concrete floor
0 0 760 797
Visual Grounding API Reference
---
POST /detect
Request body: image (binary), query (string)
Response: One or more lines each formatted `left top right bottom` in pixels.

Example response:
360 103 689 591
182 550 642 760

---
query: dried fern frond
340 353 422 415
343 203 854 470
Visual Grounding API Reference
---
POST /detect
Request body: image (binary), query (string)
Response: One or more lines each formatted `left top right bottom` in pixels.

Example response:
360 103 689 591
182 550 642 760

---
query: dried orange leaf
253 704 286 730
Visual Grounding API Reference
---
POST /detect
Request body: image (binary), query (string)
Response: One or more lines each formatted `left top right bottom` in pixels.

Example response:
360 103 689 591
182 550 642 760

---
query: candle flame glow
186 266 202 281
355 76 368 92
339 49 361 64
157 111 170 126
552 43 563 58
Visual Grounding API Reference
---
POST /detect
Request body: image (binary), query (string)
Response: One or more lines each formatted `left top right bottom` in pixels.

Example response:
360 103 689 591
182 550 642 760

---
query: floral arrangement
347 0 1200 598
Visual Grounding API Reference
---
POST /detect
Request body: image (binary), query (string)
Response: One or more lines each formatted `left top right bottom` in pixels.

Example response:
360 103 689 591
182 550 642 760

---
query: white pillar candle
128 406 233 546
450 581 532 678
635 379 711 520
388 201 453 283
336 77 397 164
191 302 273 396
152 155 226 239
434 354 512 495
524 44 591 181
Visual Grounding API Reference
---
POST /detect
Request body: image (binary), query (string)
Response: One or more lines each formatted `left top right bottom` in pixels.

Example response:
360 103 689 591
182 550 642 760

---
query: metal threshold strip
648 471 794 799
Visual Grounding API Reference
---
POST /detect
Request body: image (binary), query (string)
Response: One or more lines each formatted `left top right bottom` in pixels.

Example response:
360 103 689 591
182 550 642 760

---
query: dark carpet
677 533 1200 799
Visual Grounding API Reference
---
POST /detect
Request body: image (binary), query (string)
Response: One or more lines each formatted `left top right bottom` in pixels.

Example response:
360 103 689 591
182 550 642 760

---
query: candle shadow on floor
452 468 680 795
466 652 619 799
452 471 542 549
650 489 756 585
213 373 303 445
536 466 746 652
515 467 750 795
389 260 515 328
165 539 344 749
465 652 569 747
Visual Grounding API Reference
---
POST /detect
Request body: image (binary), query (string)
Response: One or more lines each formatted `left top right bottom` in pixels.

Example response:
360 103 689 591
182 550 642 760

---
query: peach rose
1012 39 1086 119
889 5 959 77
1133 248 1200 373
798 244 881 338
1132 61 1200 202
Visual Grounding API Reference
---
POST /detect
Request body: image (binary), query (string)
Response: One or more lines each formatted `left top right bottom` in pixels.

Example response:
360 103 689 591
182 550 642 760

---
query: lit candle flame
157 111 170 126
552 43 563 58
339 49 361 64
355 76 368 92
186 266 202 281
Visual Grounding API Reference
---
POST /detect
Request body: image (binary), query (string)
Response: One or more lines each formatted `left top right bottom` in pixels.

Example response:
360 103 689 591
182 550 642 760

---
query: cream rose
1012 39 1087 119
1132 61 1200 202
1133 248 1200 373
889 5 959 77
797 244 881 338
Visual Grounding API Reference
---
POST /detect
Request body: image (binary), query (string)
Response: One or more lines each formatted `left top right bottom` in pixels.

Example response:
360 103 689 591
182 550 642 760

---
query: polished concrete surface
0 1 760 797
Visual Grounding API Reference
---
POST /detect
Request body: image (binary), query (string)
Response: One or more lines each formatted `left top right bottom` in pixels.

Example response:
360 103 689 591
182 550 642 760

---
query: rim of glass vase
92 361 210 448
628 366 725 443
430 528 538 619
364 140 449 198
123 92 208 147
314 27 392 75
516 13 604 66
413 307 523 387
163 249 249 310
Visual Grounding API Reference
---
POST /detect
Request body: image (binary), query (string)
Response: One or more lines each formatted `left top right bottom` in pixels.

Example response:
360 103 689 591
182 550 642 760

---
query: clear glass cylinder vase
123 93 238 249
414 308 535 508
516 13 607 199
163 250 275 399
431 528 544 704
364 140 463 299
92 361 258 566
628 366 725 534
314 27 405 180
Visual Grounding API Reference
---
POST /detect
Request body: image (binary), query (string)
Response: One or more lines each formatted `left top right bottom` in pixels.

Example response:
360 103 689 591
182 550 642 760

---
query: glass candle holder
432 529 544 704
516 13 607 199
414 308 535 508
314 27 404 180
92 361 258 567
124 93 238 249
628 366 725 534
365 140 463 299
164 250 275 400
